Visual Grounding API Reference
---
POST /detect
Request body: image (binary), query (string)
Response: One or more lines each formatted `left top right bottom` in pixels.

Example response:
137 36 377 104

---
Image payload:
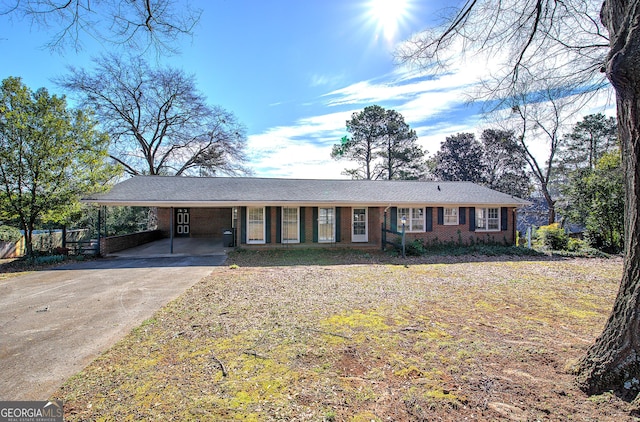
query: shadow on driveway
53 255 227 270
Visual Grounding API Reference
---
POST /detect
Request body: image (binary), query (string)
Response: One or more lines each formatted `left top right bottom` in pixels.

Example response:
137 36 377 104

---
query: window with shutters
397 207 425 232
247 207 265 244
281 207 299 243
444 207 458 225
475 207 500 231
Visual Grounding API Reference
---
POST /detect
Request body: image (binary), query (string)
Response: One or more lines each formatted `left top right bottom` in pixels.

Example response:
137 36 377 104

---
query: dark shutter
312 207 319 242
501 207 508 231
240 206 247 244
437 207 444 225
265 206 272 243
300 207 306 243
335 207 341 242
459 207 466 225
469 207 476 231
276 207 282 243
426 207 433 232
390 207 398 232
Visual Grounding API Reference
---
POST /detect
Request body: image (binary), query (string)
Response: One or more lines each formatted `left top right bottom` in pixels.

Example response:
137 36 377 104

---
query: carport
104 237 230 258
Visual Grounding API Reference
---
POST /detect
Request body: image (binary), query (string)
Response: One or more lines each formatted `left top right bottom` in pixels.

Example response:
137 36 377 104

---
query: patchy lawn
56 251 631 421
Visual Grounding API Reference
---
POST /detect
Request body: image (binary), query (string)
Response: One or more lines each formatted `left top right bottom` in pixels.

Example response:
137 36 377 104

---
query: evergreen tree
558 113 617 172
480 129 531 198
332 105 425 180
432 133 486 183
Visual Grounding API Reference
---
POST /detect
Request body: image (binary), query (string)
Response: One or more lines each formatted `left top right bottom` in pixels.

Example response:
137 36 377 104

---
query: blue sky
0 0 525 178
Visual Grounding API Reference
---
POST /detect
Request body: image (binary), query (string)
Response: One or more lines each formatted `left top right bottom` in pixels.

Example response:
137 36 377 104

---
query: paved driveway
0 255 225 400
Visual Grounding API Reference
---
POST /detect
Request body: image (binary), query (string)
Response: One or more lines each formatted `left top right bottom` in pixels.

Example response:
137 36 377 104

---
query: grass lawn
55 250 631 421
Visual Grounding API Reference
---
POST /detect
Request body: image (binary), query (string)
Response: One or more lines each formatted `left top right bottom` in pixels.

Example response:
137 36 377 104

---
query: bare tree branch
0 0 201 54
56 54 249 177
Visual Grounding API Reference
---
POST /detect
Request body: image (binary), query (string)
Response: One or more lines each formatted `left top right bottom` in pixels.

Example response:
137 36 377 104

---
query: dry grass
56 250 632 421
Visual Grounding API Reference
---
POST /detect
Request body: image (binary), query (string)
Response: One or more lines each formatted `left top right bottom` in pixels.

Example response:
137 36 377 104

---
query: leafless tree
0 0 200 53
399 0 640 400
58 54 249 177
500 82 593 223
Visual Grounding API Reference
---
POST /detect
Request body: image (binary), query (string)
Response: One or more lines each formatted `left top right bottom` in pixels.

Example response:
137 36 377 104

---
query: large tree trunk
575 0 640 399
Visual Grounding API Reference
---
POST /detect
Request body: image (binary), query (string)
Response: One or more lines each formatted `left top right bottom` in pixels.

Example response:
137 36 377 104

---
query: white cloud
248 67 484 178
246 49 613 179
247 109 356 179
309 72 346 88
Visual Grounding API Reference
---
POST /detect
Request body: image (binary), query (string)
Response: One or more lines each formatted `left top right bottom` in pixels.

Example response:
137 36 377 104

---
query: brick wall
156 207 233 238
100 230 163 255
155 205 516 249
190 208 233 237
384 206 516 246
238 206 382 247
157 208 170 236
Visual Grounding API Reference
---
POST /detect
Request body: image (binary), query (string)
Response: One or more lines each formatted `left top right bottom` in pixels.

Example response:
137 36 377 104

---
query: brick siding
156 205 517 249
100 230 163 255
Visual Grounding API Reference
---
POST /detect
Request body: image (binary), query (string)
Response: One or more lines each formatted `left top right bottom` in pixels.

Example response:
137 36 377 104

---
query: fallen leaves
56 253 631 421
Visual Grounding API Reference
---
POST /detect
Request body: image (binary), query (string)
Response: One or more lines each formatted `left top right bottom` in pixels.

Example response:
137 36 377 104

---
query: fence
381 222 402 251
0 229 94 258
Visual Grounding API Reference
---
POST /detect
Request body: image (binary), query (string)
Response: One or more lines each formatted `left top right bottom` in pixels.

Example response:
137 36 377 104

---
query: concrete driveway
0 254 226 400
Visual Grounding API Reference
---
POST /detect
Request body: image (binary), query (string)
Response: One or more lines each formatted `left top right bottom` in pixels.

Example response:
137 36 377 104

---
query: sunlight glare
368 0 411 42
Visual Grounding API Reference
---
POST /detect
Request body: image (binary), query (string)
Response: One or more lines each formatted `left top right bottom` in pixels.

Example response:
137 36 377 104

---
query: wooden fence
0 229 95 258
381 222 402 251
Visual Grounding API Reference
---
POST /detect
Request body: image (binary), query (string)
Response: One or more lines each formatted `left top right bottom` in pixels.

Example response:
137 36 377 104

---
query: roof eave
81 198 531 208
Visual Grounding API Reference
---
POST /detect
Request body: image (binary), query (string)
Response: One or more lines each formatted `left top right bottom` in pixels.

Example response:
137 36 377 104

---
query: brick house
84 176 529 252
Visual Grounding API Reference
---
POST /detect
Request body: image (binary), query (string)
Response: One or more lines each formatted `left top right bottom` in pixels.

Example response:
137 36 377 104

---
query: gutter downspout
170 207 174 254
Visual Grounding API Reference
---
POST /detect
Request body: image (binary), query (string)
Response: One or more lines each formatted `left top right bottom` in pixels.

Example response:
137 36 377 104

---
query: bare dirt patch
55 252 632 421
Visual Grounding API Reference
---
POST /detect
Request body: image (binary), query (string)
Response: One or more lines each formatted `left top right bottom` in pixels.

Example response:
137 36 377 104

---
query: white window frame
281 207 300 244
352 207 368 243
444 207 459 225
247 206 266 244
475 207 500 231
397 207 425 232
318 207 335 243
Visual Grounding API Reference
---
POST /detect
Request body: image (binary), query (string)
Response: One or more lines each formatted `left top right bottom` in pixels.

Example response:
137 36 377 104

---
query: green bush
567 238 587 252
0 225 22 243
405 239 427 256
535 223 569 250
391 236 542 258
31 255 66 265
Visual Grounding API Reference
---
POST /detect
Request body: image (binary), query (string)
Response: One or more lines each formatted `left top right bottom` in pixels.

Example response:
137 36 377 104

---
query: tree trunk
575 0 640 399
539 181 556 225
22 223 33 257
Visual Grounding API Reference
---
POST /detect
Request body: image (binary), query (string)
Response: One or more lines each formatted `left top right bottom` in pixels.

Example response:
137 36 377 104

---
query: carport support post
170 207 174 254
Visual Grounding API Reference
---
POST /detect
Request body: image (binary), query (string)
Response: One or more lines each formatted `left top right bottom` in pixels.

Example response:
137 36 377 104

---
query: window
247 207 265 244
476 207 500 231
318 207 335 242
282 207 299 243
398 207 425 232
444 207 458 225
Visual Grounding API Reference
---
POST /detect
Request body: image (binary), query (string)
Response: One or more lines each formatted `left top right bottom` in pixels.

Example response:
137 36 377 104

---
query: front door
175 208 190 237
352 207 368 242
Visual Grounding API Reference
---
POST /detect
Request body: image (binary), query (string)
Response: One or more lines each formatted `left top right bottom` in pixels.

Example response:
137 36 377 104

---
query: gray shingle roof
83 176 530 207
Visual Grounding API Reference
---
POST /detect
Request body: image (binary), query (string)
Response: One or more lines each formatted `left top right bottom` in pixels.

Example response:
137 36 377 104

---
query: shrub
405 239 427 256
29 255 66 265
567 238 587 252
0 225 22 243
535 223 569 250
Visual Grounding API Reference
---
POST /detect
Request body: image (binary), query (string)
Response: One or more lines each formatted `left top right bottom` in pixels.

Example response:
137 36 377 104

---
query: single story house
83 176 530 254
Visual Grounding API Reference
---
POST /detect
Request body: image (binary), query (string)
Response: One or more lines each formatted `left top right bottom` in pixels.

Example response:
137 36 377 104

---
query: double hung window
444 207 458 225
476 207 500 231
397 207 425 232
247 207 265 244
282 207 299 243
